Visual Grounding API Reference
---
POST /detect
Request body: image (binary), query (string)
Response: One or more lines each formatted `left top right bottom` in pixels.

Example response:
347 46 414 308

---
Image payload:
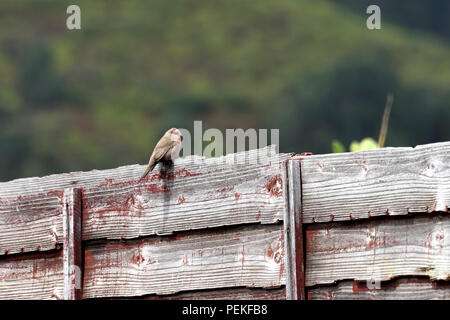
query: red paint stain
366 237 377 250
145 183 169 194
266 246 274 259
83 187 148 220
47 190 64 203
352 281 376 294
275 233 285 282
98 177 147 188
178 195 186 204
131 252 145 266
316 162 325 169
149 168 203 182
83 250 96 269
182 255 189 266
97 178 114 188
210 193 229 200
274 252 282 264
278 260 285 282
265 175 283 197
2 189 65 207
234 192 240 200
216 186 234 193
305 228 320 251
256 210 261 220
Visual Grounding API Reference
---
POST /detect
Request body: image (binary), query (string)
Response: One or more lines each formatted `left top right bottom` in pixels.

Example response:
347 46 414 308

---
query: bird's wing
151 136 176 163
138 136 176 182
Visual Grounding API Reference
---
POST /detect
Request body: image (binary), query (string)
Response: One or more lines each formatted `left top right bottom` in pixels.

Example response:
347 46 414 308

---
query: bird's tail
138 161 156 182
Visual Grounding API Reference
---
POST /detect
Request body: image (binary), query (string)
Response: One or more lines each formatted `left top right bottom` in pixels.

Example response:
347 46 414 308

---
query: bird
138 128 182 182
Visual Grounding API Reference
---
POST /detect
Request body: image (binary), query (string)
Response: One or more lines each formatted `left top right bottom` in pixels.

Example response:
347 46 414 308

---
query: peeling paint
265 175 283 198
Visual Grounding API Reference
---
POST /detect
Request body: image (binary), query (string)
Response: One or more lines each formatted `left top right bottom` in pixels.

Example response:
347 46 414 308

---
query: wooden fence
1 142 450 299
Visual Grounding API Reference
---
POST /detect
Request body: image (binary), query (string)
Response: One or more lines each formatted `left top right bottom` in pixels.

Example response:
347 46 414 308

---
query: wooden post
283 159 305 300
63 187 83 300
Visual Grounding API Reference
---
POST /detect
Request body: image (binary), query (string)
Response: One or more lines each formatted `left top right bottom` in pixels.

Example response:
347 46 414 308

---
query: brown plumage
138 128 182 182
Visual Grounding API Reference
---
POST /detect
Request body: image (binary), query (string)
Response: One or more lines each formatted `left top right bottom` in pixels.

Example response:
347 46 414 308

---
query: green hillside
0 0 449 181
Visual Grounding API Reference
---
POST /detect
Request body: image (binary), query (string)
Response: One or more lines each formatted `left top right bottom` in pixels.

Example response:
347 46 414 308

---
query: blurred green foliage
331 140 346 153
349 138 379 152
332 137 378 153
0 0 449 181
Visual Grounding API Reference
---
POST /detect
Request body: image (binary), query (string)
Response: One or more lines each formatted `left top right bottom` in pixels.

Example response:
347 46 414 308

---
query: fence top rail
0 145 290 255
300 140 450 223
0 145 283 196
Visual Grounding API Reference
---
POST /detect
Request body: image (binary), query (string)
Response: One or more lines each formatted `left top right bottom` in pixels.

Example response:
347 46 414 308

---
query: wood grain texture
81 146 289 239
135 287 286 300
305 214 450 287
0 191 63 255
301 141 450 223
0 146 288 254
308 278 450 300
82 224 286 298
63 188 82 300
283 159 304 300
0 251 63 299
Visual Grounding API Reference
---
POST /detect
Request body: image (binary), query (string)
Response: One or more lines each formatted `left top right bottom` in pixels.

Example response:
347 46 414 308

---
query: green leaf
331 139 346 153
350 138 378 152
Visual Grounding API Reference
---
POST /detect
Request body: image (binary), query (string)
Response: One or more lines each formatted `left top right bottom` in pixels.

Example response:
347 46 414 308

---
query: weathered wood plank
0 251 64 299
301 141 450 223
0 146 283 197
138 287 286 300
308 278 450 300
81 147 289 239
0 147 288 253
0 191 63 255
305 214 450 286
82 224 286 298
283 159 305 300
63 188 83 300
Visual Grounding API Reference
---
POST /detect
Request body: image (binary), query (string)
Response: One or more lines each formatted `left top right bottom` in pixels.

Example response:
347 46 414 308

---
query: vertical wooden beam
63 187 83 300
283 159 305 300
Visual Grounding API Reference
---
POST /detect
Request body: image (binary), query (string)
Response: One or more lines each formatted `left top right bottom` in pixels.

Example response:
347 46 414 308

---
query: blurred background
0 0 449 181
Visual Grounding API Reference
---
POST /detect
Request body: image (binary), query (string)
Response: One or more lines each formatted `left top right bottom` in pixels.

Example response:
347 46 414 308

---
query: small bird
138 128 182 182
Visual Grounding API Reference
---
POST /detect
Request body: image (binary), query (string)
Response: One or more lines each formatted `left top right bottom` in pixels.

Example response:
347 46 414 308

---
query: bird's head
167 128 182 142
